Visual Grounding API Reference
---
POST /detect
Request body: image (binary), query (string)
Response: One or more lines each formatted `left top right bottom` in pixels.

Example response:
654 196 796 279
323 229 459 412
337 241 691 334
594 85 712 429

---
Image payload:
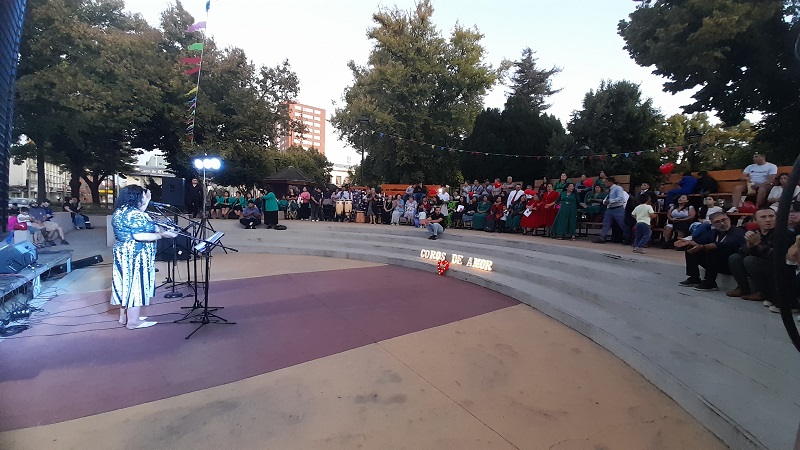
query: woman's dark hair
638 194 650 204
565 182 575 191
116 185 146 209
697 171 708 177
683 171 693 176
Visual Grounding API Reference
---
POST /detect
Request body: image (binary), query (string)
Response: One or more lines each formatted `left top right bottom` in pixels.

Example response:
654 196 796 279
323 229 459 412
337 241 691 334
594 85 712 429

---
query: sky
124 0 697 166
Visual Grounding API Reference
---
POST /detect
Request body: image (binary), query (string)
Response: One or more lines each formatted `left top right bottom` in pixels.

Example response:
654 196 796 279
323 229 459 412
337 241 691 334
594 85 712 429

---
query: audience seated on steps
63 197 93 229
728 153 778 212
678 212 746 292
725 207 799 312
28 200 69 246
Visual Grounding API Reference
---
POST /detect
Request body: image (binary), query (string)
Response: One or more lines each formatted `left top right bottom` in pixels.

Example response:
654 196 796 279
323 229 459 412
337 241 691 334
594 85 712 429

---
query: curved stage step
216 221 800 450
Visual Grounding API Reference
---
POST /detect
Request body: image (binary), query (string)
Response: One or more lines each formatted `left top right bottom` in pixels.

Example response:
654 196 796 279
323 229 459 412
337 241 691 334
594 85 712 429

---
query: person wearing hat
729 153 778 211
239 200 262 229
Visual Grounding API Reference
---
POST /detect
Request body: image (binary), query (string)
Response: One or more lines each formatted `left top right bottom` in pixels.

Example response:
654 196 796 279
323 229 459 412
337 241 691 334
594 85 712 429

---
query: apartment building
277 102 326 154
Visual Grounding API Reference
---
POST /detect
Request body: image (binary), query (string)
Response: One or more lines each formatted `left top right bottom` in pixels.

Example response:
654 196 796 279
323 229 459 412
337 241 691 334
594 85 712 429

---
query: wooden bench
658 166 793 200
380 184 442 198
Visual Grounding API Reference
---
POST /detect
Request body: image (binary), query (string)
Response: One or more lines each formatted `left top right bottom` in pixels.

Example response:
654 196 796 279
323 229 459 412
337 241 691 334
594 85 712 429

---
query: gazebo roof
264 166 315 184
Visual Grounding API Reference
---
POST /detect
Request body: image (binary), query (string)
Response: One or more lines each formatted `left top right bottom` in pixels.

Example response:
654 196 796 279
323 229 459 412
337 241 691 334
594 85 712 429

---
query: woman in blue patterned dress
112 186 176 330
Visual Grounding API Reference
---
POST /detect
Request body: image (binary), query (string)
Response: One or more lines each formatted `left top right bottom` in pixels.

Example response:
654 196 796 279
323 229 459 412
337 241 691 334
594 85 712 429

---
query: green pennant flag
188 43 204 51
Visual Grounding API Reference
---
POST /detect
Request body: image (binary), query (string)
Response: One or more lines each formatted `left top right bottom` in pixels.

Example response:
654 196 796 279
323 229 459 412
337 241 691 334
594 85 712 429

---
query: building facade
277 102 326 154
8 158 70 202
329 163 354 187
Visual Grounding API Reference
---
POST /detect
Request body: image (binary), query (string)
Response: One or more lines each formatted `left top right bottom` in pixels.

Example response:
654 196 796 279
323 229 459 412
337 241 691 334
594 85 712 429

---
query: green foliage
279 146 333 186
505 47 561 113
662 113 756 171
16 0 161 202
619 0 800 164
331 0 500 185
567 80 665 185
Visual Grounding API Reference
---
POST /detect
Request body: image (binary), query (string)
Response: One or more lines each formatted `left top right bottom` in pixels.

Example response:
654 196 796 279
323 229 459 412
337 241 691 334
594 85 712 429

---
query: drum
344 200 353 214
355 211 365 223
335 200 344 216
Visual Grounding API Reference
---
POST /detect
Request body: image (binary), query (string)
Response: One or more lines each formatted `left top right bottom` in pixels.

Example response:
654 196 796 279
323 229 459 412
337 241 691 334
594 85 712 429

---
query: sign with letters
419 249 493 272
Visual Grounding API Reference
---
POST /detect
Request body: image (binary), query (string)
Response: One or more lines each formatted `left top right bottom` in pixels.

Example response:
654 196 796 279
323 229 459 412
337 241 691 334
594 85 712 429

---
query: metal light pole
578 144 591 173
357 116 370 184
685 128 702 172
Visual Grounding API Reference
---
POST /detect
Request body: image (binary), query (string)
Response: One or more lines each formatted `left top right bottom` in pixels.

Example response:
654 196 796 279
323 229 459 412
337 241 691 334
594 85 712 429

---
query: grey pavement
51 215 800 450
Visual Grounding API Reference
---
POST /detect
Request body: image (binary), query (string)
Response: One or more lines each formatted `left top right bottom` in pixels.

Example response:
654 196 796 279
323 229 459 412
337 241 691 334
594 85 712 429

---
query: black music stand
152 206 199 298
174 231 236 339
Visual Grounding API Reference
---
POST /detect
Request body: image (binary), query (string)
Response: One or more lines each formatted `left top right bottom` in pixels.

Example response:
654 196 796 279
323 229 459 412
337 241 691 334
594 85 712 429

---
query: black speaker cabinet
162 178 186 207
155 234 192 261
0 241 38 274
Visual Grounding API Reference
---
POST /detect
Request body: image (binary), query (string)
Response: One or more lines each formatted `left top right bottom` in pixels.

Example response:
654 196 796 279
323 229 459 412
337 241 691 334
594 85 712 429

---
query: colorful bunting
185 87 198 96
206 0 211 11
184 66 201 75
186 21 207 33
188 43 204 51
180 57 202 65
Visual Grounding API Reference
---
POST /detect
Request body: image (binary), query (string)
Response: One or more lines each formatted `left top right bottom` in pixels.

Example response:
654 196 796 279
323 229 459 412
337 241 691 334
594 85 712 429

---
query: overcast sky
125 0 696 165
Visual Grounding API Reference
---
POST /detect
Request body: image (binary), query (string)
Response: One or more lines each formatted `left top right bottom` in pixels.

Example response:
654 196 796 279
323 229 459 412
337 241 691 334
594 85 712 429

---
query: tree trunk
36 145 46 202
69 171 82 200
81 172 106 205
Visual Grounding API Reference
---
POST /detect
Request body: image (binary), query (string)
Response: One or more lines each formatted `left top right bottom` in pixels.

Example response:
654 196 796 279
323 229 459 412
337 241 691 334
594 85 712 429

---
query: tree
567 80 665 184
15 0 162 202
331 0 500 185
662 113 756 171
618 0 800 164
505 47 561 113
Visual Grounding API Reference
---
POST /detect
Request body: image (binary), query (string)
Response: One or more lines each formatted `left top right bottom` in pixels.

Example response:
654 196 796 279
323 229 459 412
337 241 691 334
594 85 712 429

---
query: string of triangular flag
180 1 211 144
367 130 684 160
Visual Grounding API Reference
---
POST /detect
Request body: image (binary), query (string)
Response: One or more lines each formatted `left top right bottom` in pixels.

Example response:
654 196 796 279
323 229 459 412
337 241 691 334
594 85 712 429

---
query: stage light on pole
191 156 222 237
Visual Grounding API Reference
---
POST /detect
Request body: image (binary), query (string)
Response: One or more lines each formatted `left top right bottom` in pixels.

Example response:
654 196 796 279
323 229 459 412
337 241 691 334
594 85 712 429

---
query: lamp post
192 156 222 240
685 128 703 172
357 116 370 184
578 144 591 173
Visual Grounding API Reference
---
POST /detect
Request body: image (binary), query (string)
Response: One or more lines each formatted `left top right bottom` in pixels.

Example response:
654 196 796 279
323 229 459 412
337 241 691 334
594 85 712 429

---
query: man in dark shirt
185 178 205 218
310 187 323 222
727 207 780 301
426 206 446 240
679 212 746 291
239 200 261 229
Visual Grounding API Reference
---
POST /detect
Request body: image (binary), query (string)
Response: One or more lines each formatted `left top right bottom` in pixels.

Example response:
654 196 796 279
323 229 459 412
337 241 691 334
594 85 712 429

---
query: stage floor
0 253 724 449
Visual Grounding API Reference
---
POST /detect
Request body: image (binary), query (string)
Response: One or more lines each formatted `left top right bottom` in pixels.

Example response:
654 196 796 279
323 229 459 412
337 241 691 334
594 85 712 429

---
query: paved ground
0 217 726 449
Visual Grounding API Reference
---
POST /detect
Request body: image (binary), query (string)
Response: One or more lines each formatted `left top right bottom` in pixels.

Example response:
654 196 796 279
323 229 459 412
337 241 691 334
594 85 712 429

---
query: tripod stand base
184 307 236 339
164 292 184 298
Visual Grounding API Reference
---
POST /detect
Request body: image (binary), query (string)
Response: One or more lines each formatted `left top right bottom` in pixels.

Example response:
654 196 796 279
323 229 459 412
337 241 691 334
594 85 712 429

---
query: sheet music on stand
193 231 225 254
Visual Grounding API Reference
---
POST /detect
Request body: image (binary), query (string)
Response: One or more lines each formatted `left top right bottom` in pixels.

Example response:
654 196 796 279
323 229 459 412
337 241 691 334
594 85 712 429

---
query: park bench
380 184 442 198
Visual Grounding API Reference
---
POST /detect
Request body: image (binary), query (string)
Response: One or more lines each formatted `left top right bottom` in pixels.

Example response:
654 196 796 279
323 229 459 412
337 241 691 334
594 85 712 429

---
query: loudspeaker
0 241 38 274
155 234 192 261
162 178 186 207
48 255 103 275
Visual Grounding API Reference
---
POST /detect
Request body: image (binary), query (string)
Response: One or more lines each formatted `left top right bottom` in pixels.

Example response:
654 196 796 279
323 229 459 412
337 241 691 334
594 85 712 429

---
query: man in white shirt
729 153 778 211
594 177 630 244
506 183 524 208
438 188 450 203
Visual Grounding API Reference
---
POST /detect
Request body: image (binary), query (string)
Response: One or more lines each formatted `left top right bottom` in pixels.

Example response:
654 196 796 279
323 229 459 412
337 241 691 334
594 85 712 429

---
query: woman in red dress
541 183 560 235
521 193 545 234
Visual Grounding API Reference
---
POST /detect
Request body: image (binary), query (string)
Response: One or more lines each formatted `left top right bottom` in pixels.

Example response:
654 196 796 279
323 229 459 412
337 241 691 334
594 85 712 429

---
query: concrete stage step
210 220 800 450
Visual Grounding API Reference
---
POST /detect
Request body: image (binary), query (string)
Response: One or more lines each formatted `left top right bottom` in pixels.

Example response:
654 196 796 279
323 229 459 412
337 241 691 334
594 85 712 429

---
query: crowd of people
7 198 80 247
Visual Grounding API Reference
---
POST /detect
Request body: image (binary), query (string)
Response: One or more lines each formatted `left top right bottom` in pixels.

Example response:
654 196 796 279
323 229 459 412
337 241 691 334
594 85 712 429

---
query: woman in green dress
551 183 580 240
593 170 608 192
580 184 607 217
504 195 527 232
471 196 492 230
553 173 572 192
